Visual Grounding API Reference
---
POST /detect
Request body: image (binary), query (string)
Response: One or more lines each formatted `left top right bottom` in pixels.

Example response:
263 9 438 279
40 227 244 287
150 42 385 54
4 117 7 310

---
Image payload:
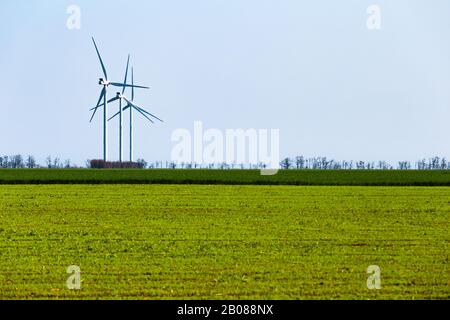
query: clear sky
1 0 449 166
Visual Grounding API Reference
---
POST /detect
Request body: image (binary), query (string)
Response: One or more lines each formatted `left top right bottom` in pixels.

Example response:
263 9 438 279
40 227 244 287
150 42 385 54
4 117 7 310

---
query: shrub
89 160 146 169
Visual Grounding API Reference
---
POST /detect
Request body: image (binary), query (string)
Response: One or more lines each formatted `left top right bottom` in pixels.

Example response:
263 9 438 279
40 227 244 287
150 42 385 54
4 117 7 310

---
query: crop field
1 169 450 186
0 184 448 299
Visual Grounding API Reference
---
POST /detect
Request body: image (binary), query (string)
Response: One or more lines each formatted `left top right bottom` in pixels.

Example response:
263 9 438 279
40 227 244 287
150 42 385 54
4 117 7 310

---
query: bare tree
26 155 37 168
46 156 52 168
356 161 365 169
295 156 305 169
53 157 61 168
280 157 293 169
398 161 411 170
10 155 24 168
440 158 447 170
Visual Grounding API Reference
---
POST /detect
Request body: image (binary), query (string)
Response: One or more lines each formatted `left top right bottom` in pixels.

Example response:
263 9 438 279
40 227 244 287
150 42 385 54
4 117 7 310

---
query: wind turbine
109 67 163 162
89 37 148 161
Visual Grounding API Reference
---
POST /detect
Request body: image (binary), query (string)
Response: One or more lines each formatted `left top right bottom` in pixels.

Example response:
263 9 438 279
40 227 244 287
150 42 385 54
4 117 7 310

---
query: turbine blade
134 106 155 123
130 84 149 89
123 96 163 122
110 82 149 89
92 37 108 80
123 97 158 123
137 107 164 122
90 95 120 110
122 97 135 107
95 88 106 107
89 109 98 123
108 105 131 121
122 55 130 95
89 88 105 122
108 111 120 121
108 96 120 104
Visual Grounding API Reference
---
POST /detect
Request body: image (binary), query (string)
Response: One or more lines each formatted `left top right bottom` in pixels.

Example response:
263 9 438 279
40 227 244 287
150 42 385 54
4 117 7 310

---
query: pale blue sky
0 0 449 165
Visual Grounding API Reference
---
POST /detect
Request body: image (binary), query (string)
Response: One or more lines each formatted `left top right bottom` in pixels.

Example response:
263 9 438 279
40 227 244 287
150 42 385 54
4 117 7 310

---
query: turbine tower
90 38 148 161
130 68 134 162
117 54 131 162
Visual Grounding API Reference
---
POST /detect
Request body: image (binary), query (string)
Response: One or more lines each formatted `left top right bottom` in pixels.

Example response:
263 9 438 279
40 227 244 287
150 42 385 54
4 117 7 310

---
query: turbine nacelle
99 78 110 86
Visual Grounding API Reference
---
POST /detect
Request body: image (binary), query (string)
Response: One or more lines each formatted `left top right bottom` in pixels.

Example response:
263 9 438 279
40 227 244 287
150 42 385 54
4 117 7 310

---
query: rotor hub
99 78 110 86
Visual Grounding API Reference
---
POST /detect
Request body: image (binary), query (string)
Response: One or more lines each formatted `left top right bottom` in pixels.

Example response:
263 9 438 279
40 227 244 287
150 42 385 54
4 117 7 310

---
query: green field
0 184 448 299
1 169 450 186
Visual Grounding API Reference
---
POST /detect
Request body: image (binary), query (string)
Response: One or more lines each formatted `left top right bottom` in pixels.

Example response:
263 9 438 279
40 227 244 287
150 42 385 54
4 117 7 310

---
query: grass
0 184 448 299
0 169 449 186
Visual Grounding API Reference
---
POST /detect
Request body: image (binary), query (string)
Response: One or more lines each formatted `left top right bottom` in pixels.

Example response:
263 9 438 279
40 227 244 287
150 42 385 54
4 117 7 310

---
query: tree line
278 156 449 170
0 154 448 170
0 155 74 169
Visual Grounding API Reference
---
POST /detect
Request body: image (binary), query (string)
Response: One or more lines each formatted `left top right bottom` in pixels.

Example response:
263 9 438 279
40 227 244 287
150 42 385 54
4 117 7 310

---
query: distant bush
89 160 146 169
